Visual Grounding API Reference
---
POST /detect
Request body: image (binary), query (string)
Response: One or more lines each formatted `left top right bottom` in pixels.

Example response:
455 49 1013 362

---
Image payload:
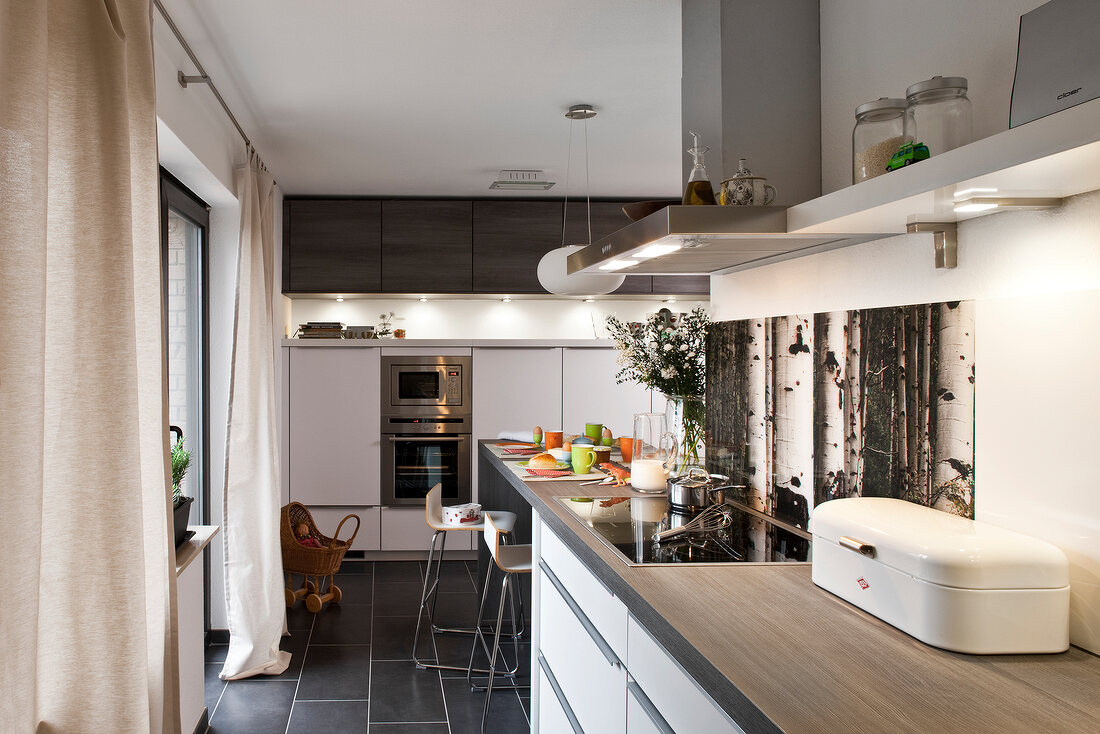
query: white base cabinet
533 515 744 734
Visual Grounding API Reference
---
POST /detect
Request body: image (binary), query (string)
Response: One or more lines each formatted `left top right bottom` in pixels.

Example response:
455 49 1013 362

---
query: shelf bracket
908 221 958 269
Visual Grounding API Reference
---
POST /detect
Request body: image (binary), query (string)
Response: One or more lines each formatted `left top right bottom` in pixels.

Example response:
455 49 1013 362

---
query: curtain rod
153 0 273 178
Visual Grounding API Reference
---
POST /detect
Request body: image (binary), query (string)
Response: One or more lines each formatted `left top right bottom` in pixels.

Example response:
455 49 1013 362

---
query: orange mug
618 437 634 465
543 430 564 451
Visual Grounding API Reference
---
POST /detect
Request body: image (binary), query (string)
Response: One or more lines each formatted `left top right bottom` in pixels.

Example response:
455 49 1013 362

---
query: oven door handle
387 436 466 442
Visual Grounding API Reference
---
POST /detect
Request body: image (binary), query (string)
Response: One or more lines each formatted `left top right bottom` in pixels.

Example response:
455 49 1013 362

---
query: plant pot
173 496 194 548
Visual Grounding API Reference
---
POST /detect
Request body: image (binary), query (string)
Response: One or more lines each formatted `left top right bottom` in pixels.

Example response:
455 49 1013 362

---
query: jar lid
905 75 968 98
854 97 906 117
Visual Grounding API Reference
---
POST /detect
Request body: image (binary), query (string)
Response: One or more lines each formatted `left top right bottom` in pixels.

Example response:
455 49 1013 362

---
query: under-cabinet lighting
634 243 682 259
664 297 677 304
582 297 594 303
599 259 638 271
418 297 428 302
953 197 1063 214
953 187 998 198
501 297 512 303
335 297 344 302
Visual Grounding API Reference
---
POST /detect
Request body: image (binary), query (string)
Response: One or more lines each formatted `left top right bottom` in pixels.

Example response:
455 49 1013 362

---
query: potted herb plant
171 427 193 548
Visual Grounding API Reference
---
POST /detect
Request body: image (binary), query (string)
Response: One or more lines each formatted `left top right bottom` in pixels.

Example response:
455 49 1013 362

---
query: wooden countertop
478 442 1100 733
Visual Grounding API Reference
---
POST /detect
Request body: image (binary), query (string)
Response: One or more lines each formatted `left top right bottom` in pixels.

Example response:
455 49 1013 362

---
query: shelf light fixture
335 297 344 302
418 297 428 302
634 243 682 259
582 297 594 303
501 297 512 303
599 259 638 271
953 197 1062 214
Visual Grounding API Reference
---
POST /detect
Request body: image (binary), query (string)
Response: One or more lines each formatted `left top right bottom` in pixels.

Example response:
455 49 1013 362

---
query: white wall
289 298 708 340
154 12 249 631
713 0 1100 652
820 0 1044 193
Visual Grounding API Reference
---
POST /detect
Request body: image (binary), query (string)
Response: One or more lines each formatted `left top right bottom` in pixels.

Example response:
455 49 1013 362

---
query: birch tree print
706 298 975 523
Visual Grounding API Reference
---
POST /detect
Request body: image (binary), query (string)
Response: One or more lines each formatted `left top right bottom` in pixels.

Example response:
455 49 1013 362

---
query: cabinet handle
387 436 464 442
627 681 675 734
539 655 585 734
839 536 876 557
540 561 622 669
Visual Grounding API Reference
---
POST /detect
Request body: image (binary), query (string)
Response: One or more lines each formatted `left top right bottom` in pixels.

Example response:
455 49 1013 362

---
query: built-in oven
381 356 473 507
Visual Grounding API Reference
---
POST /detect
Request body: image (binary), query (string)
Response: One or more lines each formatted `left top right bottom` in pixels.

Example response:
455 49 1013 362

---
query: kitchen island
477 441 1100 733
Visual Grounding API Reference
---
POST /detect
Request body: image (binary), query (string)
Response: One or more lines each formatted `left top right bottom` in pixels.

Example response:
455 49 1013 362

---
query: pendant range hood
565 205 889 276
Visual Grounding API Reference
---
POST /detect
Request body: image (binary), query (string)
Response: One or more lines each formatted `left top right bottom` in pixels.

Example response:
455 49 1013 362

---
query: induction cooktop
554 495 812 567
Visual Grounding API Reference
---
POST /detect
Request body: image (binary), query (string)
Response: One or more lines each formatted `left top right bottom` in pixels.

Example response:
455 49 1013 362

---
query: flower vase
664 394 705 477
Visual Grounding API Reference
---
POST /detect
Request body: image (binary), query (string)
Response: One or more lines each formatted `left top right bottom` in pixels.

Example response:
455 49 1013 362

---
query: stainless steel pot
667 467 733 513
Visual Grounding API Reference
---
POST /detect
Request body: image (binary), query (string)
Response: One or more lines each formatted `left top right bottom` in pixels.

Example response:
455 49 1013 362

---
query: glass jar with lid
852 97 909 184
904 76 972 157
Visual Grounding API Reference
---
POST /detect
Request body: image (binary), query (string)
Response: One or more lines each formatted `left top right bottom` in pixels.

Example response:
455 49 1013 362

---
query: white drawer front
538 656 582 734
540 565 626 734
541 523 628 660
626 681 673 734
627 617 744 734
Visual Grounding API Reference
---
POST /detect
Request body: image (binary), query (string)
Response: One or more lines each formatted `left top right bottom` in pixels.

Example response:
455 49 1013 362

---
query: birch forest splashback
705 301 975 529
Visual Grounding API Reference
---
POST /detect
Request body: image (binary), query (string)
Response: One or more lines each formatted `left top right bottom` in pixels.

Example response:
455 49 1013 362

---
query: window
160 169 210 526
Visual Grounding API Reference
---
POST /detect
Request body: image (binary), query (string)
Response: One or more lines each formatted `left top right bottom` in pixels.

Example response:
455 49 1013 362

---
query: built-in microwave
382 356 471 411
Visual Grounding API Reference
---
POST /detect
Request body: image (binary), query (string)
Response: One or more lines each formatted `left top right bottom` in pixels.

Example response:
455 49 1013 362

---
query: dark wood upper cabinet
381 200 472 293
652 275 710 295
285 199 381 292
563 200 633 244
472 201 563 293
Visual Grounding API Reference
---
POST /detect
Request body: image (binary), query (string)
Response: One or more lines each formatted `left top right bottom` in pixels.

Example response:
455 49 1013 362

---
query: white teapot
720 158 777 206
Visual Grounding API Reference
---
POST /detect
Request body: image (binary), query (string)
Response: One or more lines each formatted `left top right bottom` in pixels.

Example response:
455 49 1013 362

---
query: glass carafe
631 413 677 493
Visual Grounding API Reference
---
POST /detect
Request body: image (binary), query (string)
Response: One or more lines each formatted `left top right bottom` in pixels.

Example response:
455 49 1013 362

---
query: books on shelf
297 321 345 339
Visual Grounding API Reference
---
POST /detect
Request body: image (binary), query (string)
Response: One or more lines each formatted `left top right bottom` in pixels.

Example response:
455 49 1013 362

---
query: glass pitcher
631 413 678 493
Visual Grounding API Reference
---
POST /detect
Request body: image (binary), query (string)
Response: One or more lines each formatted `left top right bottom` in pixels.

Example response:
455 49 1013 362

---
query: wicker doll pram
281 502 360 612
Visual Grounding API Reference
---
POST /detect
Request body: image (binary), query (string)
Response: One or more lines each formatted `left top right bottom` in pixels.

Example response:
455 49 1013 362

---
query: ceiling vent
489 169 556 190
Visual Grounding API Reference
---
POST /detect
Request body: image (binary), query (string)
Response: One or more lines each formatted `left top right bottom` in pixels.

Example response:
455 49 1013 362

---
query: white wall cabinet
288 347 380 505
562 348 653 441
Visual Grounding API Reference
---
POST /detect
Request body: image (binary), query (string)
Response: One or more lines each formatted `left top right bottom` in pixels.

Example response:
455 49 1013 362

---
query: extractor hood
566 205 889 276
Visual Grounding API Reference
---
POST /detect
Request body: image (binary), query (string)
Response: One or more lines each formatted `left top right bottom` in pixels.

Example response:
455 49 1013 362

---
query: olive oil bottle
682 131 717 205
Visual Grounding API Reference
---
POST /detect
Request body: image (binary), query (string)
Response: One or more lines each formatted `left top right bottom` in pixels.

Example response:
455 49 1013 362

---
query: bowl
621 199 679 222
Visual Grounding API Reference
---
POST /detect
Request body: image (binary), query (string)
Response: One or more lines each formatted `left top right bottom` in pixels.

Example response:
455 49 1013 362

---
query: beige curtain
219 156 290 679
0 1 179 732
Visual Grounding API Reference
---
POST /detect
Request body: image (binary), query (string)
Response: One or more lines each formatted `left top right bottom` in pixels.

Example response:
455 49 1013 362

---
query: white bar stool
412 485 517 673
467 512 531 732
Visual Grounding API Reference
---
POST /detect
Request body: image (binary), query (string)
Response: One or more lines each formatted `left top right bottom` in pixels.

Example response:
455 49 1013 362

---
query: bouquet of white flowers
606 307 709 470
605 307 708 397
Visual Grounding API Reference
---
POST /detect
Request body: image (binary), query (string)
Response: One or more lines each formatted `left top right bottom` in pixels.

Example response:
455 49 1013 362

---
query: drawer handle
627 681 675 734
839 536 876 557
540 561 622 669
539 655 585 734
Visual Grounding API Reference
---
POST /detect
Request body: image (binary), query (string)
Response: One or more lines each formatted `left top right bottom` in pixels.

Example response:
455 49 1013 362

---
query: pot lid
905 75 968 98
812 498 1068 590
854 97 906 117
667 467 728 490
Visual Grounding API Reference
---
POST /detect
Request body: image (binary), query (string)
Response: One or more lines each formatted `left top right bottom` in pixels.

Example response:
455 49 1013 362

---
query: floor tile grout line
283 597 317 734
367 561 375 730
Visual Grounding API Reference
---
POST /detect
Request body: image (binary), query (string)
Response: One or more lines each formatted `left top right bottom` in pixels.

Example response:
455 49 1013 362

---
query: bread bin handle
839 536 876 558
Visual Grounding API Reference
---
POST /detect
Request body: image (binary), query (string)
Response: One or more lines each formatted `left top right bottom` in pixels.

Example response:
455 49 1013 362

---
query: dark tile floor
205 560 530 734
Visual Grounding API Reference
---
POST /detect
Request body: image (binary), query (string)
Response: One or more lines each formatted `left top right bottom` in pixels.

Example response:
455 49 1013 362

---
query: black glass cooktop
554 495 812 566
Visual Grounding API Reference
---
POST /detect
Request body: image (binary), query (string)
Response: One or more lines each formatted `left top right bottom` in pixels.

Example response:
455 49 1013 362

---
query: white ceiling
159 0 684 198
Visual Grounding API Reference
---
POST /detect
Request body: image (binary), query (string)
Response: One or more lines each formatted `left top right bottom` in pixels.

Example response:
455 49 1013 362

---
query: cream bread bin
811 497 1070 654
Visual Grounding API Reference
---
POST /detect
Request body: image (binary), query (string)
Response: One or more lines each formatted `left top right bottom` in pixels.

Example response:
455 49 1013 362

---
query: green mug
571 444 597 474
584 423 604 443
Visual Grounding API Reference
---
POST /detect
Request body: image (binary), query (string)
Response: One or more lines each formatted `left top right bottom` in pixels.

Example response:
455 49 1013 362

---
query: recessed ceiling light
599 259 638 271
